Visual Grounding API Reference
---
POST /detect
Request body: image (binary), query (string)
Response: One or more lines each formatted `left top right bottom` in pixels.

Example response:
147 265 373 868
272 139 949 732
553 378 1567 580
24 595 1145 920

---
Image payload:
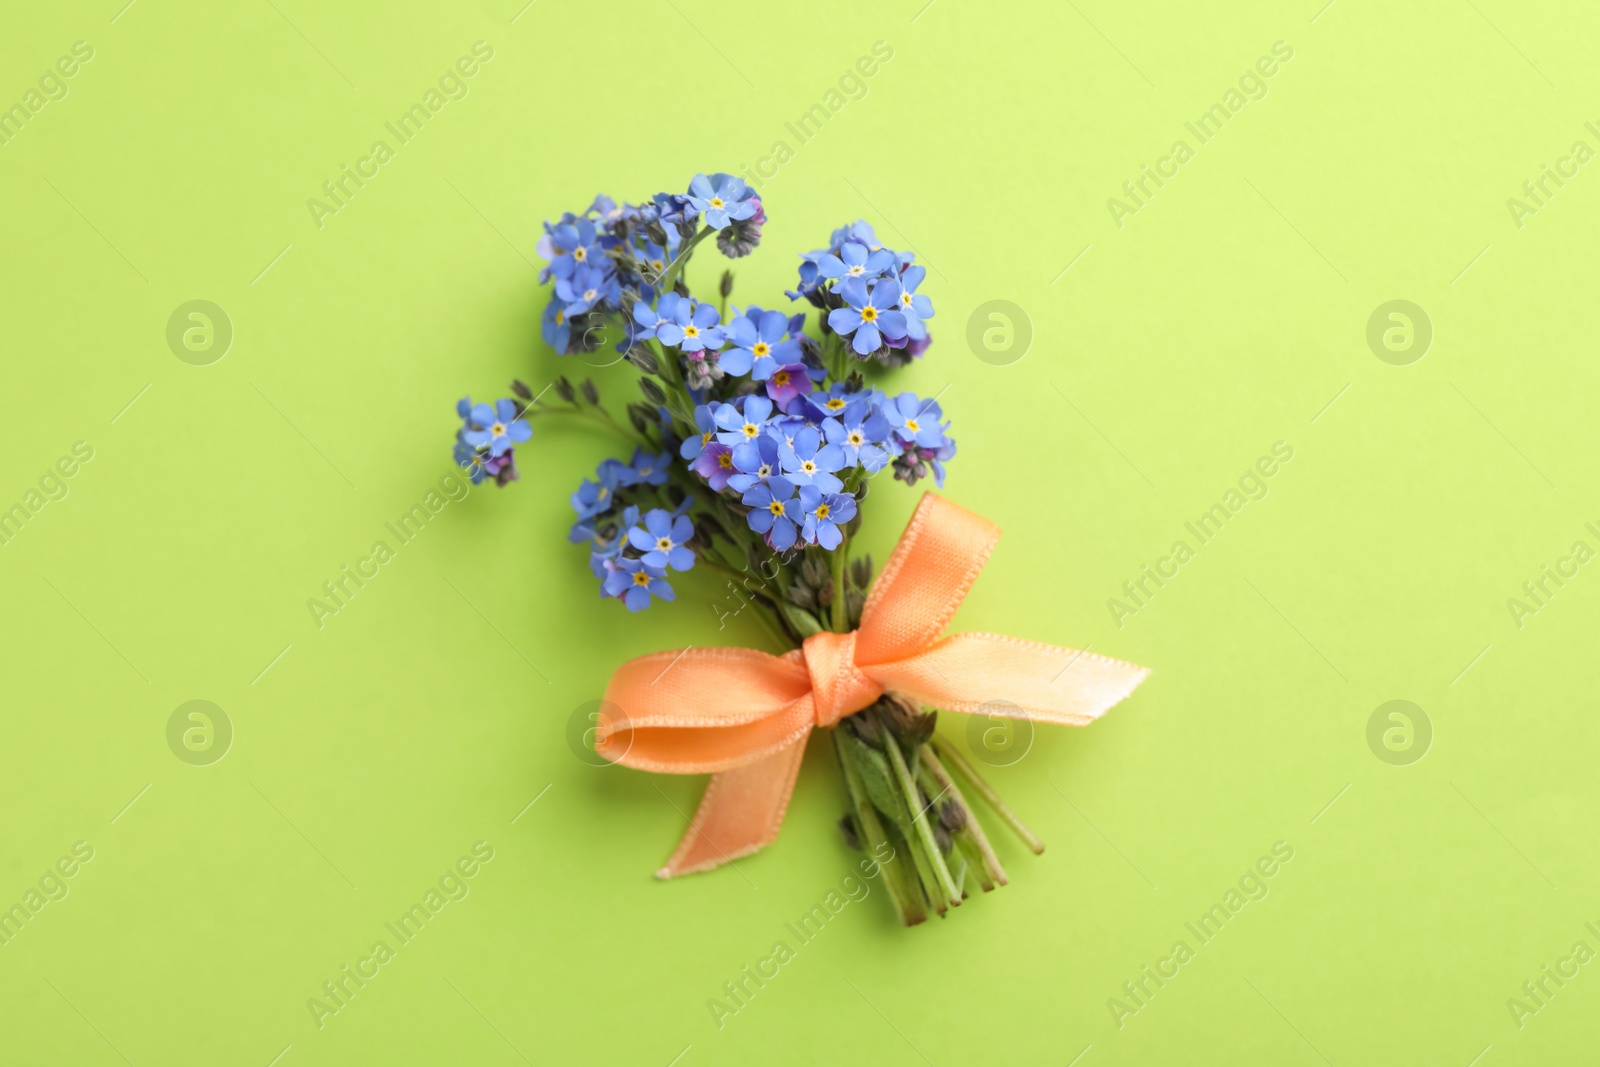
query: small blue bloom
799 486 857 550
555 262 618 316
570 460 626 519
817 240 897 284
686 173 758 230
654 297 725 352
652 191 698 226
463 398 532 457
728 434 781 494
603 557 676 612
544 217 605 280
453 438 487 484
889 265 935 340
679 404 719 461
541 298 572 354
742 477 801 551
722 308 802 378
713 395 774 446
823 404 891 472
884 393 948 450
627 447 671 486
631 291 684 342
800 382 866 422
778 425 846 494
827 277 909 355
628 508 696 572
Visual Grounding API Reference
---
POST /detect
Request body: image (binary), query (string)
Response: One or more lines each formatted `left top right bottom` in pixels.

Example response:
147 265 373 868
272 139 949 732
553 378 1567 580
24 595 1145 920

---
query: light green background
3 0 1598 1062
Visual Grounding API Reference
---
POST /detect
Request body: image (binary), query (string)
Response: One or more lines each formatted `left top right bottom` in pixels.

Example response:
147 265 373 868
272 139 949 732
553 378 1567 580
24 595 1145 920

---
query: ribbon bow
597 492 1149 877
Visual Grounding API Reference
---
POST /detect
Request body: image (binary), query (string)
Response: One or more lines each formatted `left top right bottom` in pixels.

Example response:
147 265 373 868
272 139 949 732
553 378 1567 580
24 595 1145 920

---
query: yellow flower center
632 571 651 587
847 431 864 446
768 500 785 516
582 289 597 302
684 325 699 338
573 247 587 262
718 452 733 469
815 503 831 520
651 259 665 271
490 422 507 436
800 460 817 474
773 371 790 386
826 398 846 411
905 418 920 433
753 342 770 357
847 265 865 276
860 306 878 323
555 310 565 324
742 423 759 438
710 197 725 209
701 431 713 445
656 536 673 552
901 292 913 306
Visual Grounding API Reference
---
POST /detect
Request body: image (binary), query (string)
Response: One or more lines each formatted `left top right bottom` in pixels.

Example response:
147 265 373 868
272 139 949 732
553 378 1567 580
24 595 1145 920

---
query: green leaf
780 602 824 637
840 729 908 830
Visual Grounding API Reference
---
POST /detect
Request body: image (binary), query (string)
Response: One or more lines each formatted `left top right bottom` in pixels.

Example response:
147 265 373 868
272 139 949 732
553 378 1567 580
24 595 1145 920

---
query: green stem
528 400 653 452
832 730 924 926
906 840 945 916
878 712 961 907
829 537 849 632
658 226 713 291
697 560 793 650
955 832 992 892
931 736 1046 856
920 745 1008 885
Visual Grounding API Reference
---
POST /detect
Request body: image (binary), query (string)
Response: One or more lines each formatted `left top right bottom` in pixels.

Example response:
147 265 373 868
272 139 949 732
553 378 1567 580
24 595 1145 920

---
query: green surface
3 0 1598 1063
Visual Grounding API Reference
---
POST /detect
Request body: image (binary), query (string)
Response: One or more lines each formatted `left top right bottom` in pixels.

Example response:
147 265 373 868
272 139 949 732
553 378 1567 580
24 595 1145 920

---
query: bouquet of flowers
451 173 1149 925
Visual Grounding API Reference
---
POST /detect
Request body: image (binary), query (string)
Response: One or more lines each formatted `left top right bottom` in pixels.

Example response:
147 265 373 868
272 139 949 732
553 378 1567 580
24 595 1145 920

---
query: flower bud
719 269 734 298
580 379 600 405
627 403 654 435
554 376 576 403
639 377 666 405
879 692 936 749
938 799 967 835
510 379 533 400
625 346 659 374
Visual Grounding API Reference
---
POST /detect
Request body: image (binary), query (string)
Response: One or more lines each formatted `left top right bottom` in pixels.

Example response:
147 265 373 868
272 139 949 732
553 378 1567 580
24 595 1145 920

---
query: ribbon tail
656 735 809 878
868 632 1150 725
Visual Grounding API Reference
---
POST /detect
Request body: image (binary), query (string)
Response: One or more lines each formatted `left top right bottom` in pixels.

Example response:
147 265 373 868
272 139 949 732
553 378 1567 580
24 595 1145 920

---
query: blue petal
828 308 862 334
852 323 881 354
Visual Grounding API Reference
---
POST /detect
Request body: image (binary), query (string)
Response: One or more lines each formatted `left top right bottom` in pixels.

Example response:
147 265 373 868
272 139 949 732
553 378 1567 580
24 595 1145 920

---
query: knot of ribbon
595 492 1150 878
801 631 879 728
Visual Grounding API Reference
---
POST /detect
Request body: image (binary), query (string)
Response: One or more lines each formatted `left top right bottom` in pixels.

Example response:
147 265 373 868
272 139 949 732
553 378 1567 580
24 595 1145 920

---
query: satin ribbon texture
595 491 1150 877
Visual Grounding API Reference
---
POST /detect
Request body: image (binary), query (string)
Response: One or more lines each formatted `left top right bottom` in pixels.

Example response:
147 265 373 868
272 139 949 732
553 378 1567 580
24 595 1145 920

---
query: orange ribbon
596 492 1150 877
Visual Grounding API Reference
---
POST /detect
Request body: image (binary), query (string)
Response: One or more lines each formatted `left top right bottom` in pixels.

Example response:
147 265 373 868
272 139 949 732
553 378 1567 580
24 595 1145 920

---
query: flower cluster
453 397 530 486
455 173 954 615
535 175 765 359
680 386 952 552
790 220 934 369
567 450 697 612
